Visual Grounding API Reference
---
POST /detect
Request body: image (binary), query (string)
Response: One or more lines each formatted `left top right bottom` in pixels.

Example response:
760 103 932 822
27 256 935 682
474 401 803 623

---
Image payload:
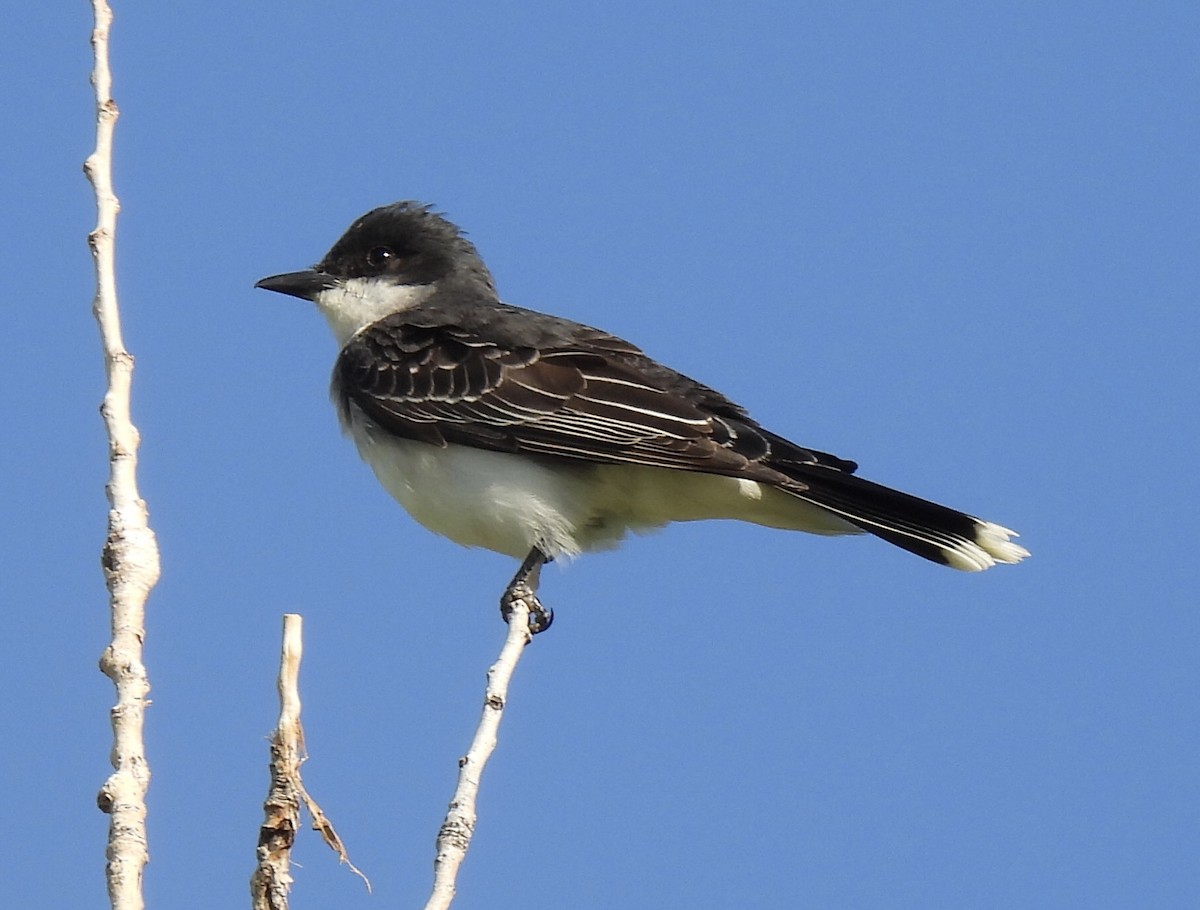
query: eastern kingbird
257 202 1028 631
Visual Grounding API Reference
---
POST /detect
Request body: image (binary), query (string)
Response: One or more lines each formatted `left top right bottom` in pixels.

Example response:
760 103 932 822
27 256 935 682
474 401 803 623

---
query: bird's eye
366 246 395 267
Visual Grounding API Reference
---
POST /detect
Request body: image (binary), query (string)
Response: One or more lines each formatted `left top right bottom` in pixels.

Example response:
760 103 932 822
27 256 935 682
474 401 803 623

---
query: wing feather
333 314 790 480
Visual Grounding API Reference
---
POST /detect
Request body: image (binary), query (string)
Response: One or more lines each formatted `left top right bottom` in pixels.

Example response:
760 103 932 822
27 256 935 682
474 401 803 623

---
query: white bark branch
252 615 369 909
423 603 534 910
252 615 305 910
85 3 161 909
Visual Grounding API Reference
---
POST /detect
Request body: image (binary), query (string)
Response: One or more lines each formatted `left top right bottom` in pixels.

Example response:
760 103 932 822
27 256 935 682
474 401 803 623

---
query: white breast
348 426 589 557
346 419 857 560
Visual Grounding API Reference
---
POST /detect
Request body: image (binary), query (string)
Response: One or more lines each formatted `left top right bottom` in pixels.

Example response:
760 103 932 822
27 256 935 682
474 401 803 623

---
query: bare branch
85 3 161 909
252 615 369 910
251 615 305 910
424 603 534 910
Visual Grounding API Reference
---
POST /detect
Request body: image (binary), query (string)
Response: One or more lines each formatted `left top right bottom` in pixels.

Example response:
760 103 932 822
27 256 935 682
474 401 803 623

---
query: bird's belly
350 432 594 558
349 428 855 559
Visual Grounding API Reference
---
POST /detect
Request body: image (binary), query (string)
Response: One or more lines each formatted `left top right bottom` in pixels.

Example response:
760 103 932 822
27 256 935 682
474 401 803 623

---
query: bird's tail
782 465 1029 571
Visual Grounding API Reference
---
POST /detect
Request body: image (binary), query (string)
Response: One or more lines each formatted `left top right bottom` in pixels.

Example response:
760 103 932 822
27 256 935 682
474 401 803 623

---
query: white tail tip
942 522 1030 572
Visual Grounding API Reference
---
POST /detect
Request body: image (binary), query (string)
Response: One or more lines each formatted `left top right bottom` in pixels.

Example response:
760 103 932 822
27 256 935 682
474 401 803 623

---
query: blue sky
4 2 1197 907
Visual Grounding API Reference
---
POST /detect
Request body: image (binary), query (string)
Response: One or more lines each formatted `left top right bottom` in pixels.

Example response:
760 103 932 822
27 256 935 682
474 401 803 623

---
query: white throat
313 277 436 345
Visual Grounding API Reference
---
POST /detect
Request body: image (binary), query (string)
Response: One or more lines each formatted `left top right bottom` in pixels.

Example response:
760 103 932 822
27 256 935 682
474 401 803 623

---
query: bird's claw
500 582 554 634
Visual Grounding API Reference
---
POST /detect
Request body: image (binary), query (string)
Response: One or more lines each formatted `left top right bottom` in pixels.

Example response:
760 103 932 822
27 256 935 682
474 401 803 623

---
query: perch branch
423 602 534 910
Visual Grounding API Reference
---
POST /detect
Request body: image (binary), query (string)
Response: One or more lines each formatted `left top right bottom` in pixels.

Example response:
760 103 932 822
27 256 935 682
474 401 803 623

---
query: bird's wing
333 314 851 482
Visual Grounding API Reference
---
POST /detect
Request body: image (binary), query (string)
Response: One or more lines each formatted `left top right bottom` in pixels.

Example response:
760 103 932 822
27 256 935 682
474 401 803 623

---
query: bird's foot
500 547 553 634
500 581 553 634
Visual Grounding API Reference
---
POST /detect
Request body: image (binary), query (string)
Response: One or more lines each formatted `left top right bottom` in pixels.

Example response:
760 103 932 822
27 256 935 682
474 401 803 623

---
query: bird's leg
501 547 553 634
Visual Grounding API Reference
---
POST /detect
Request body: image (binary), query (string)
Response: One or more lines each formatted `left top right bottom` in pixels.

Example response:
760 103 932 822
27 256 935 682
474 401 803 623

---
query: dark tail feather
783 465 1029 571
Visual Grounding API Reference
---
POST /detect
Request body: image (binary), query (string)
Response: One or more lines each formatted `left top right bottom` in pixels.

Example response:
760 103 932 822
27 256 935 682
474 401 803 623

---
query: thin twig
85 3 161 909
252 615 369 910
424 602 534 910
251 615 305 910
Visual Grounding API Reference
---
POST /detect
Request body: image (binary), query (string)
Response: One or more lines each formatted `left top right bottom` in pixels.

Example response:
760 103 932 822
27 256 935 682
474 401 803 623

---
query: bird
256 201 1028 631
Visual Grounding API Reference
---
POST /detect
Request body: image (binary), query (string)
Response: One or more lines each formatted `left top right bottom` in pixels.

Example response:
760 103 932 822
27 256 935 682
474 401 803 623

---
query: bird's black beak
254 269 339 301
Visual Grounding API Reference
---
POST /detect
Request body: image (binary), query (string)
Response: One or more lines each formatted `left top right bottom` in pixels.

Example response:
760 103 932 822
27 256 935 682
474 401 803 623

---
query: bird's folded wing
333 315 841 481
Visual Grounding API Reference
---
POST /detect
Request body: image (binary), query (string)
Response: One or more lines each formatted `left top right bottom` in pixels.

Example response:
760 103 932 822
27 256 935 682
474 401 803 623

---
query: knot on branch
257 813 298 854
97 782 116 814
437 816 475 852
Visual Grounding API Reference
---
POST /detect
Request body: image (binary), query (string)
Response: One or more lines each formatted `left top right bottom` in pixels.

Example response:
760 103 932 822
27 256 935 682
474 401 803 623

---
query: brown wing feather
333 317 788 480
